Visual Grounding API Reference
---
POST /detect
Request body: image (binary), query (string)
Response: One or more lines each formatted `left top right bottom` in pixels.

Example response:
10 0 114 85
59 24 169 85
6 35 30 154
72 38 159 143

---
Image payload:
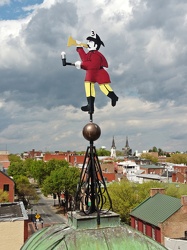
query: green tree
149 146 158 152
116 150 124 156
166 153 187 164
105 181 139 223
42 166 80 208
15 176 39 208
8 154 22 163
0 189 9 202
29 159 69 186
96 148 110 156
105 181 171 224
140 153 158 163
7 161 28 178
29 160 47 186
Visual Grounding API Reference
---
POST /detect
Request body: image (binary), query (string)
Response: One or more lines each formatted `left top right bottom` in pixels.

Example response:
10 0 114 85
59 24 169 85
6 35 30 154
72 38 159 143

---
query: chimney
181 195 187 206
150 188 165 197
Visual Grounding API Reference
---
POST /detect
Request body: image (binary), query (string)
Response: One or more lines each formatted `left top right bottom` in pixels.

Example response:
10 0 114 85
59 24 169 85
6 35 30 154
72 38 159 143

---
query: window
3 184 9 192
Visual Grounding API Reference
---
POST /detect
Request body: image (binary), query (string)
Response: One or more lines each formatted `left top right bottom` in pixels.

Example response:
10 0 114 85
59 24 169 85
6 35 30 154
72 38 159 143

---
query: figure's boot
107 91 119 106
81 96 95 114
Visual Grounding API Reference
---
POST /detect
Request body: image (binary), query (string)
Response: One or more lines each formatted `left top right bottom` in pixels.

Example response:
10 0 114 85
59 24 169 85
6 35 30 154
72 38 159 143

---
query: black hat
86 30 105 50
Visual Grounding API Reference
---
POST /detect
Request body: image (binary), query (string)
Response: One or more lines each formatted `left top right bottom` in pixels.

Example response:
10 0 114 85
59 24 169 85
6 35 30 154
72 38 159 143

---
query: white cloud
145 29 177 66
0 0 10 6
1 0 187 153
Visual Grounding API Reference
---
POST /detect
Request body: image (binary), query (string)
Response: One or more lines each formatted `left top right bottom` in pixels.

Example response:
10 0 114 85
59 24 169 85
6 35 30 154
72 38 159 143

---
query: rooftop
130 193 182 226
0 202 28 222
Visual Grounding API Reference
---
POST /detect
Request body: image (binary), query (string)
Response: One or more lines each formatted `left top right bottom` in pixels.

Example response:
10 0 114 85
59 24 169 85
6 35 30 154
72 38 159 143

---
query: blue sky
0 0 43 20
1 0 187 154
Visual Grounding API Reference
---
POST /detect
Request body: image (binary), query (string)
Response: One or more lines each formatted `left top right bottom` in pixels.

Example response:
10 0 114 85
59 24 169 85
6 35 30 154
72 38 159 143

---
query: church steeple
111 136 116 158
123 136 132 157
125 136 129 148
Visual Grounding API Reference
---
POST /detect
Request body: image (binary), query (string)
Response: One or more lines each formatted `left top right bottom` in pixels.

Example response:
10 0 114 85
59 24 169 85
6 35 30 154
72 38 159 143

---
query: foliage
116 150 124 156
0 189 9 202
165 183 187 198
42 165 80 206
166 153 187 164
149 146 158 152
140 153 158 163
7 161 29 178
105 180 187 224
8 154 22 163
29 160 47 185
96 148 110 156
28 159 69 186
14 175 39 208
106 181 139 223
148 147 167 156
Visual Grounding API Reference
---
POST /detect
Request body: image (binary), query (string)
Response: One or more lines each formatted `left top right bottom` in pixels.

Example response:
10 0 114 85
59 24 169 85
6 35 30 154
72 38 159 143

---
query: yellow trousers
84 81 113 97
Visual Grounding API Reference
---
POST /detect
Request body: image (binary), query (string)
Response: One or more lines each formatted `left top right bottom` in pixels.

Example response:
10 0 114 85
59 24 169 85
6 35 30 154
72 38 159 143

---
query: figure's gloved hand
76 40 83 47
75 61 81 69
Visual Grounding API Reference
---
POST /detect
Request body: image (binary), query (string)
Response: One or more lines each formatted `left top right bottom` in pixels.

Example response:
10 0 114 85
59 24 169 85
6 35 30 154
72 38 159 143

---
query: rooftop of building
0 202 28 222
130 193 182 227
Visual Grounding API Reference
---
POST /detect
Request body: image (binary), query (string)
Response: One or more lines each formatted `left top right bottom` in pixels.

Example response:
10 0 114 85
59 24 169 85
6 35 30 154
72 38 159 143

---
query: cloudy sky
1 0 187 154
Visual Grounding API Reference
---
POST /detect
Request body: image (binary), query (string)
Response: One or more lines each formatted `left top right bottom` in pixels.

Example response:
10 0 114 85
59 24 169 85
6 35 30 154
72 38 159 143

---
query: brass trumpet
67 36 88 48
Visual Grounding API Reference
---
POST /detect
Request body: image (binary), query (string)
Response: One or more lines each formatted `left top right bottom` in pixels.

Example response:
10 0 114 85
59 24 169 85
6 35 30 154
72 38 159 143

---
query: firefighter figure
74 30 118 114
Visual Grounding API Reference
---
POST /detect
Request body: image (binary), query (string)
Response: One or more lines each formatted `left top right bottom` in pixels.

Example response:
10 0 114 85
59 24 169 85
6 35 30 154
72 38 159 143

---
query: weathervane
61 30 116 224
61 30 118 121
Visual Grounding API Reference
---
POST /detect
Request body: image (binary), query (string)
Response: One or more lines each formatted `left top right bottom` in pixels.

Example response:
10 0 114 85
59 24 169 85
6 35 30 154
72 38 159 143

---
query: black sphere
82 122 101 141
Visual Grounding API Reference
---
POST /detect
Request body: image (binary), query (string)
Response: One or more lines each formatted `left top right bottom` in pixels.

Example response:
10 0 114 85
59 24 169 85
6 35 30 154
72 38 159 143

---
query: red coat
76 48 111 84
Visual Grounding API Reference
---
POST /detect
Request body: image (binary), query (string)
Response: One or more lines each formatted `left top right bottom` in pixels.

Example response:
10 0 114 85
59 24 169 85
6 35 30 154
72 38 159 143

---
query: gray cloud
1 0 187 153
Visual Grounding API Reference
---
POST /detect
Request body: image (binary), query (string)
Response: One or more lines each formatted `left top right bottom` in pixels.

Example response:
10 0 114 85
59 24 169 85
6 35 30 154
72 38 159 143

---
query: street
29 189 67 228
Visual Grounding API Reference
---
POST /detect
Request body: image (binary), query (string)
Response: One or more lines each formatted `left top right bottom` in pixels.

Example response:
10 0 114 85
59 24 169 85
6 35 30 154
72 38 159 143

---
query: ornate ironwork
75 140 113 224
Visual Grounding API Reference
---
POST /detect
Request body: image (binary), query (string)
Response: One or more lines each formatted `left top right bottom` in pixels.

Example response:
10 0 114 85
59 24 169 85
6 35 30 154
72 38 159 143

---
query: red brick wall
172 172 185 183
69 155 85 165
0 172 15 202
24 220 29 242
160 206 187 244
43 154 85 165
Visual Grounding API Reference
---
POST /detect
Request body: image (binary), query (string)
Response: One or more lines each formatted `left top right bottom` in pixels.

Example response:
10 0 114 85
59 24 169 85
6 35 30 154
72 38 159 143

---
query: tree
7 161 28 178
15 176 39 208
158 148 164 156
149 146 158 152
8 154 22 163
166 153 187 164
105 180 173 224
30 159 70 186
96 148 110 156
0 189 9 202
42 166 80 209
105 181 139 223
29 160 47 186
140 153 158 163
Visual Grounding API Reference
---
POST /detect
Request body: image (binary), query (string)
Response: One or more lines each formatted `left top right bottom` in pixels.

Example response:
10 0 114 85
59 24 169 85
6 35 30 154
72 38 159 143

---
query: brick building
140 164 165 175
43 152 85 166
0 151 10 170
172 165 187 183
130 188 187 246
0 171 15 202
0 202 28 249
